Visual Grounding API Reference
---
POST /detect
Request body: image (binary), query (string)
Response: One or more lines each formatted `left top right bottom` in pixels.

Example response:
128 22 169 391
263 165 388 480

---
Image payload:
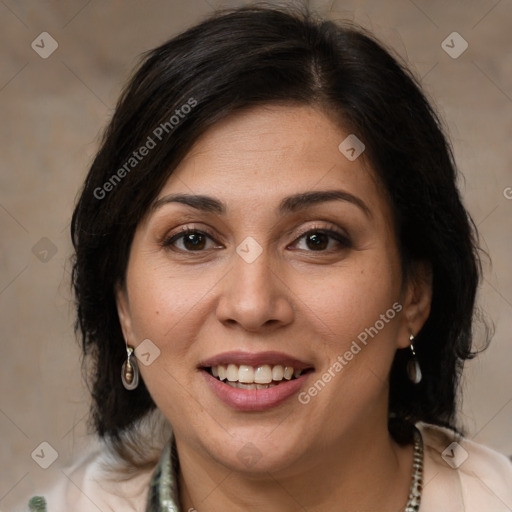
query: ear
397 261 433 349
116 282 135 345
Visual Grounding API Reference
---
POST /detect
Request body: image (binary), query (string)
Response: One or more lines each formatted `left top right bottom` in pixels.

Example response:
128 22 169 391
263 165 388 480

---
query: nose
215 247 294 332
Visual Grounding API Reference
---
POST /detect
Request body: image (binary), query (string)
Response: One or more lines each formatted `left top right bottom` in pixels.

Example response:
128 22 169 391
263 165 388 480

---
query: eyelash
292 226 352 251
162 227 221 252
161 224 352 253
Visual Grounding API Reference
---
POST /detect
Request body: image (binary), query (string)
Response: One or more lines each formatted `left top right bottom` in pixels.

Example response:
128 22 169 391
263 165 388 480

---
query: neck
176 421 414 512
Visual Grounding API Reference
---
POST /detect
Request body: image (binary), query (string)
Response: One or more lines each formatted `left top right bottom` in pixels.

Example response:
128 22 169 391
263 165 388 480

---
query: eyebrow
151 190 372 218
151 193 224 214
279 190 371 217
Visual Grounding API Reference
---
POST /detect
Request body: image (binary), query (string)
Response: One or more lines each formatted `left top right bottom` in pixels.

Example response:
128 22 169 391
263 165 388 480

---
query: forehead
155 104 386 218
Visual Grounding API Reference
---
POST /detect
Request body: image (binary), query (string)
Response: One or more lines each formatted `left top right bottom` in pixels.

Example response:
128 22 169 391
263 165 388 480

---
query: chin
197 422 308 474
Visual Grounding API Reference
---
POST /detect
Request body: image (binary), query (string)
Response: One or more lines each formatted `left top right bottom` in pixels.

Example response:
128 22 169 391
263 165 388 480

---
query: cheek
295 252 403 401
297 251 402 341
296 271 402 413
123 263 205 419
125 256 210 342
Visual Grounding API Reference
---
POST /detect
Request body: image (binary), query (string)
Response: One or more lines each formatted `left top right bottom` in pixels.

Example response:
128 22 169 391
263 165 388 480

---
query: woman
26 5 512 512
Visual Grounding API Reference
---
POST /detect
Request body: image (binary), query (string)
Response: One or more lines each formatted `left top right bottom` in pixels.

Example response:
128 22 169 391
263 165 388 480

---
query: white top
15 423 512 511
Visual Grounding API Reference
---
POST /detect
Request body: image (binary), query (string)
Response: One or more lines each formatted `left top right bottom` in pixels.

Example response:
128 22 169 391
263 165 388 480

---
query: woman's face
117 105 430 473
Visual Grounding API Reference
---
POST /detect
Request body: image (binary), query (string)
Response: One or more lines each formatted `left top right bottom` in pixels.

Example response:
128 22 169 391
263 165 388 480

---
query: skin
117 105 432 512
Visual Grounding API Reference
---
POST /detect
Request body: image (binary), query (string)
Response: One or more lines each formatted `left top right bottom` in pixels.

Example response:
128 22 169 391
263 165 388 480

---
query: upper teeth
211 364 303 384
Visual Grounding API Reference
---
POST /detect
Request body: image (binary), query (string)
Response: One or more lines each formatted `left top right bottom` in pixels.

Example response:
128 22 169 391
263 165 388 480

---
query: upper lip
199 351 313 371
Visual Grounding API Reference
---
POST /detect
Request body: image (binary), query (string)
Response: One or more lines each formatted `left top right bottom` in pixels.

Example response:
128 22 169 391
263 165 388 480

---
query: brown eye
163 229 220 252
305 232 329 250
182 232 206 250
292 229 351 252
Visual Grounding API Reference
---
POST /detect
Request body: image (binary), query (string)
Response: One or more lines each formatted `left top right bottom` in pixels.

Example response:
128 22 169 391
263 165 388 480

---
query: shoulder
418 422 512 512
22 438 156 512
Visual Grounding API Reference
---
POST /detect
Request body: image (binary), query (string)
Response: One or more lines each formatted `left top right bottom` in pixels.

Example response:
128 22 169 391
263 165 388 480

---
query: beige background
1 0 511 508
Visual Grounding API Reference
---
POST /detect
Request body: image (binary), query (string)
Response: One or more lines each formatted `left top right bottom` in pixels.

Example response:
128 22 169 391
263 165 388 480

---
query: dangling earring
121 344 139 390
407 333 422 384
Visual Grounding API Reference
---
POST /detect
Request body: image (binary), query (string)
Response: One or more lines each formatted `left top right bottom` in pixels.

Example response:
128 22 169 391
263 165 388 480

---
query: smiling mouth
204 363 313 390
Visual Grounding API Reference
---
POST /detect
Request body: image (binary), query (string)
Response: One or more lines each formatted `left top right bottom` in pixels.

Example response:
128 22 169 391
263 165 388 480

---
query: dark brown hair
71 4 484 467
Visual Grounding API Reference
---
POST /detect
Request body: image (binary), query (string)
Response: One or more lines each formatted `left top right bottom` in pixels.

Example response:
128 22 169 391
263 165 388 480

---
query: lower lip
202 370 310 411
